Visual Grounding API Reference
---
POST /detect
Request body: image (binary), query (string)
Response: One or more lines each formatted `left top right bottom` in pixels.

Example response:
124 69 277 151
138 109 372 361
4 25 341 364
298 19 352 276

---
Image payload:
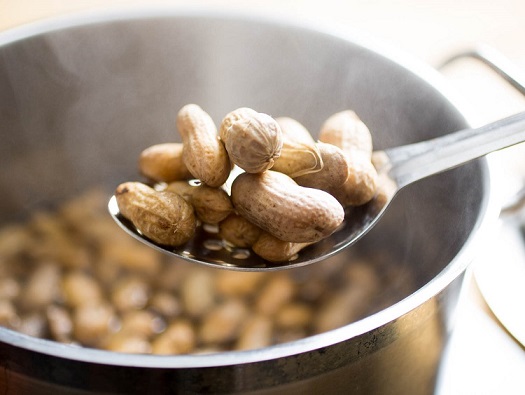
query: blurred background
2 1 525 394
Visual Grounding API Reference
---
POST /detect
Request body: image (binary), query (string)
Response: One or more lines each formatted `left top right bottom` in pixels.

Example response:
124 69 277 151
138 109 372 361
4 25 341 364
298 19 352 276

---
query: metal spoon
109 111 525 271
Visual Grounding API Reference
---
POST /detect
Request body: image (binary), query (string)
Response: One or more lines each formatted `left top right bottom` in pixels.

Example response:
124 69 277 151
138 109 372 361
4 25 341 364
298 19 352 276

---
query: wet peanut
199 298 248 344
119 310 165 337
319 110 373 157
177 104 231 187
252 232 311 262
149 292 181 317
181 269 215 318
0 300 18 328
20 263 61 311
139 143 192 182
231 170 344 243
272 117 323 178
235 315 273 350
220 108 283 173
105 331 152 354
167 181 233 224
46 305 73 343
218 213 262 248
214 270 267 298
329 151 378 206
151 320 196 355
18 313 46 338
111 276 150 312
319 110 378 206
255 274 295 315
275 303 313 330
62 271 103 308
294 141 349 191
73 302 116 346
115 182 196 247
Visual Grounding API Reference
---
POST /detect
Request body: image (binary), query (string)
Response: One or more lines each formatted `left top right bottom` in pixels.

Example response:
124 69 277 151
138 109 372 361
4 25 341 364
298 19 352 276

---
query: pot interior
0 12 488 356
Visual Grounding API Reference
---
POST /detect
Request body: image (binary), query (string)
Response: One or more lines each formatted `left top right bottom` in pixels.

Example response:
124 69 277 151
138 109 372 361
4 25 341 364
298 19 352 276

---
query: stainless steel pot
0 7 499 395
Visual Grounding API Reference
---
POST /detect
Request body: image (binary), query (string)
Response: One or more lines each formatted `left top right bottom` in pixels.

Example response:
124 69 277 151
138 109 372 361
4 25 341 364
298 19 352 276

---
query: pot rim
0 5 501 368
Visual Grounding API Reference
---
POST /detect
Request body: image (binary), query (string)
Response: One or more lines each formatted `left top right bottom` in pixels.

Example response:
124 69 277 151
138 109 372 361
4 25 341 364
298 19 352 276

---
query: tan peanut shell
252 232 312 262
139 143 192 183
220 108 283 173
231 170 345 243
166 181 233 225
115 182 196 246
319 110 377 206
219 107 256 141
218 213 262 248
319 110 373 158
294 141 349 191
177 104 231 187
328 151 378 206
271 117 323 178
165 181 194 201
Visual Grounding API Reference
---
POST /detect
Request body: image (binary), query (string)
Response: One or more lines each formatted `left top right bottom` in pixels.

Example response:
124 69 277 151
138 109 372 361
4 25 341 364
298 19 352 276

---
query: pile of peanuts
0 189 412 354
116 105 379 262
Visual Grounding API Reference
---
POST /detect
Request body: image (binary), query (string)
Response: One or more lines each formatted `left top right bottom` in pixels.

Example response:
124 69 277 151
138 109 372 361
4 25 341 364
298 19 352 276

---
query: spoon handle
384 111 525 188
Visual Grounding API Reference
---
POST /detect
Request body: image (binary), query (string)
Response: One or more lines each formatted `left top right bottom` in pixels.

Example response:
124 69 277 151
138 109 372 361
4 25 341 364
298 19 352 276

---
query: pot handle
439 45 525 96
440 46 525 215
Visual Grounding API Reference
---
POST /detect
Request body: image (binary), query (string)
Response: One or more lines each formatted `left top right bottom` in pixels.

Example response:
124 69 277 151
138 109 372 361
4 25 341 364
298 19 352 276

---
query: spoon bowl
109 111 525 271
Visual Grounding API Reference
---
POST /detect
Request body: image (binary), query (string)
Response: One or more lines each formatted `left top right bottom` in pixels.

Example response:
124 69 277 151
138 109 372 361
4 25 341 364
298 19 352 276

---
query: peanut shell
231 170 344 243
319 110 373 157
220 108 283 173
272 117 323 178
252 232 311 262
177 104 231 187
115 182 196 247
139 143 192 182
294 141 349 191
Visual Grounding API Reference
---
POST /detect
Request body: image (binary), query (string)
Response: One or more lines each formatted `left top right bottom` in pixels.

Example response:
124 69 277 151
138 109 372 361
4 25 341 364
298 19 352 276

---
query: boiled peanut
252 232 311 262
73 302 116 346
115 182 196 247
219 107 255 140
199 298 248 345
177 104 231 187
20 263 61 311
255 274 295 315
319 110 373 157
220 108 283 173
319 110 377 206
294 141 349 191
167 181 233 224
329 151 378 206
151 320 196 355
18 313 46 338
275 302 313 330
62 271 103 308
165 180 194 200
235 315 273 351
181 269 215 318
231 170 344 243
111 276 150 312
149 292 182 317
119 310 165 337
139 143 192 182
214 269 267 298
272 117 323 178
104 332 151 354
0 300 19 328
46 305 73 343
218 212 262 248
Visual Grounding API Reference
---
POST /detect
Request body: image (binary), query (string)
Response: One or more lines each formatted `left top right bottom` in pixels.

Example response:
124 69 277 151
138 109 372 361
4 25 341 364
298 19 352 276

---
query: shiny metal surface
0 8 498 394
